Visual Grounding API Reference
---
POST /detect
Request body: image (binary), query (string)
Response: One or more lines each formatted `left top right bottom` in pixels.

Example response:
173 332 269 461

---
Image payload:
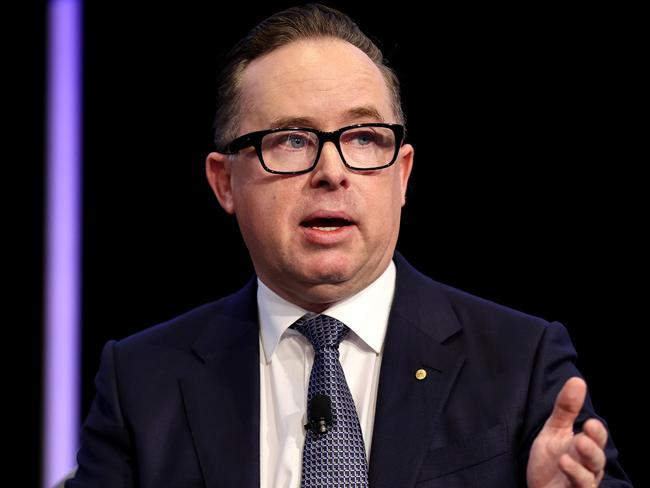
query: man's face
206 39 414 311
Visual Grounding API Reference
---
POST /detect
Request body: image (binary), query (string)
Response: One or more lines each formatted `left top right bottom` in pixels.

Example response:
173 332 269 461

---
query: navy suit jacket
68 253 631 487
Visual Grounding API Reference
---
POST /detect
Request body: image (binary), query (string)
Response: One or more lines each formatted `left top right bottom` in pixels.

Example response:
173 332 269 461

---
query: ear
206 152 235 214
397 143 414 207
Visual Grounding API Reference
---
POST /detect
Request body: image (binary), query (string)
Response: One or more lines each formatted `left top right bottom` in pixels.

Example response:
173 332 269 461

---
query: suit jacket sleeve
520 321 631 487
66 340 135 488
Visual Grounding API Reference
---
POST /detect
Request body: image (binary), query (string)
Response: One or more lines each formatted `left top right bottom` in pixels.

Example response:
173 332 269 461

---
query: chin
302 252 356 284
305 266 349 285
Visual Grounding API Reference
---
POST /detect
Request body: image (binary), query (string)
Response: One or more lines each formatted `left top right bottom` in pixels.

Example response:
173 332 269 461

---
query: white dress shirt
258 260 396 488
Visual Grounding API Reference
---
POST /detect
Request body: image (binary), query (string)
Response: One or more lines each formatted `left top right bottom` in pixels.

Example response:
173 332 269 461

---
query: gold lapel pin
415 368 427 380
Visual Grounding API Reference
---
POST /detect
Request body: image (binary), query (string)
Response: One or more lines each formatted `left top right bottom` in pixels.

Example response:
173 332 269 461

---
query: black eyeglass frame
217 122 405 175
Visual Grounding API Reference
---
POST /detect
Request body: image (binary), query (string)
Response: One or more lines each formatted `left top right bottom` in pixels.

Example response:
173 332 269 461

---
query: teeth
313 226 340 231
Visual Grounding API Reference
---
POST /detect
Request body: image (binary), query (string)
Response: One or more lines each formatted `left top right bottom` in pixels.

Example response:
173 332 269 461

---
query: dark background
23 2 643 486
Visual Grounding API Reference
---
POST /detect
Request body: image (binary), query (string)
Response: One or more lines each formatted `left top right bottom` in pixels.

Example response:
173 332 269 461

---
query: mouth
299 211 357 245
300 217 355 231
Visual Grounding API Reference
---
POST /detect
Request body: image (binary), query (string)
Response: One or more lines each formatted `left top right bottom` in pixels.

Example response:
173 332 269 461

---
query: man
68 4 632 487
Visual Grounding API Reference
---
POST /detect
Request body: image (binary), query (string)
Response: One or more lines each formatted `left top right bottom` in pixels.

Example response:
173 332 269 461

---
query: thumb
545 377 587 431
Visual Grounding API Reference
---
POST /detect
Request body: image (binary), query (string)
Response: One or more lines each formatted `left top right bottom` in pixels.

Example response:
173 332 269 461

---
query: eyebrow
269 106 385 129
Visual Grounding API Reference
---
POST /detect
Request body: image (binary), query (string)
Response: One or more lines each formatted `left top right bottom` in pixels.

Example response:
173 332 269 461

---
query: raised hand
527 377 608 488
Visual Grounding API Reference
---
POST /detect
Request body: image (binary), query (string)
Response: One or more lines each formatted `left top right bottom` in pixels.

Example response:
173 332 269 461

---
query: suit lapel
369 253 466 488
180 280 260 488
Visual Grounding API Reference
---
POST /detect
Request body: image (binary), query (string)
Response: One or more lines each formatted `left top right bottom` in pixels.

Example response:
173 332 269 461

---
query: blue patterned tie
291 314 369 488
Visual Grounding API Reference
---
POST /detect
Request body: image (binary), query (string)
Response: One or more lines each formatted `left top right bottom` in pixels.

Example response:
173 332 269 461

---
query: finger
583 418 608 449
546 377 587 431
572 433 607 474
559 453 598 487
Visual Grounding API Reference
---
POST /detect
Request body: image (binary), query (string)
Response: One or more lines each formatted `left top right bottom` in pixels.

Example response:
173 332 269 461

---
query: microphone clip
305 417 330 434
305 394 332 435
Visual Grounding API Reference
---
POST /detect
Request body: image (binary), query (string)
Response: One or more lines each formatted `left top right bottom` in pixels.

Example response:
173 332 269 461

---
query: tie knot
291 314 350 351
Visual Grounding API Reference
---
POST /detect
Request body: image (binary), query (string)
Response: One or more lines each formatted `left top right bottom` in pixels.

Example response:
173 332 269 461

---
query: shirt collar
257 260 396 363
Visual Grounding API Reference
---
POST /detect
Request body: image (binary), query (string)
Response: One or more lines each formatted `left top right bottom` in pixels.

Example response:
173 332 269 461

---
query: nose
308 141 349 190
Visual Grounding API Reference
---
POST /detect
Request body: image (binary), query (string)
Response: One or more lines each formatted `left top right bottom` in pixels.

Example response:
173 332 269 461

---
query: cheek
231 168 271 218
384 178 407 236
371 174 404 218
356 181 400 244
234 185 290 241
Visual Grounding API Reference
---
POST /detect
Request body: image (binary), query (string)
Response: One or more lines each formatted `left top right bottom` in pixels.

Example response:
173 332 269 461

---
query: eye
262 130 317 155
267 131 316 151
343 129 377 147
354 132 374 145
285 133 308 149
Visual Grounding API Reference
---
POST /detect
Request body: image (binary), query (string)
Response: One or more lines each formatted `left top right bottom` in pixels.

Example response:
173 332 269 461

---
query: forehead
238 39 394 131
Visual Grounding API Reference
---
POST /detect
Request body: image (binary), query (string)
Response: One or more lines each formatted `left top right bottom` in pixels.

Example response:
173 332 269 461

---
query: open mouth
300 217 355 231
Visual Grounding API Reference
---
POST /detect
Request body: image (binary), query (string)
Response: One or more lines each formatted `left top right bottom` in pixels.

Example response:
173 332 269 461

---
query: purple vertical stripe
43 0 82 486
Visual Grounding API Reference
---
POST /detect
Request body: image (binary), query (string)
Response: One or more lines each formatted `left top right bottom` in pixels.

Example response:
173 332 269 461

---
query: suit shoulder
397 256 556 340
435 279 551 332
115 280 257 353
408 268 575 365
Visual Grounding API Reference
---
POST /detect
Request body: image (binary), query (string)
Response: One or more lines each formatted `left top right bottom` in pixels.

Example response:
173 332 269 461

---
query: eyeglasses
217 123 405 175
